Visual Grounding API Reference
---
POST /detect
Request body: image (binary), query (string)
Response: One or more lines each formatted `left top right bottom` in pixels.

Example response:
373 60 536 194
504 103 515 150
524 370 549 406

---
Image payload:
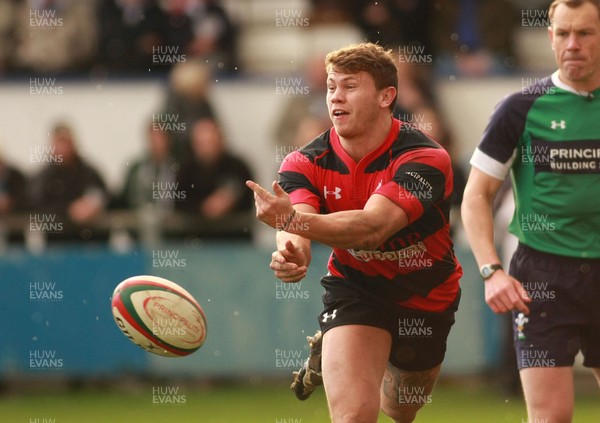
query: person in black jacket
27 122 108 241
176 117 253 239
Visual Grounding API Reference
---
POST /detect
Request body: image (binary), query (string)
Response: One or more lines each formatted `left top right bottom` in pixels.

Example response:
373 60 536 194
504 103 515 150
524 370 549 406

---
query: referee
462 1 600 421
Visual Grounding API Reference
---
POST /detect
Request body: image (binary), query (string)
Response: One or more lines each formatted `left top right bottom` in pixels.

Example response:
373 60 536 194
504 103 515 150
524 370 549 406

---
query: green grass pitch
2 380 599 422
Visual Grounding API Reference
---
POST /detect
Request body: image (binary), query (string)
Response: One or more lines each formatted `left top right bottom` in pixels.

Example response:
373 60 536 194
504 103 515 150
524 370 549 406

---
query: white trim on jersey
469 147 515 180
552 71 593 98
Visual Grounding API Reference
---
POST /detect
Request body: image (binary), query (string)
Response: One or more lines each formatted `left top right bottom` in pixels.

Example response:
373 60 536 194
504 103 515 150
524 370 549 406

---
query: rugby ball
111 275 207 357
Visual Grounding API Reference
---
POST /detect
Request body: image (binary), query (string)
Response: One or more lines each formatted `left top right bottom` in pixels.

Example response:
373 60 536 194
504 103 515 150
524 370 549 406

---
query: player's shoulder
297 129 332 159
494 75 555 116
387 125 451 173
393 123 446 157
281 129 333 170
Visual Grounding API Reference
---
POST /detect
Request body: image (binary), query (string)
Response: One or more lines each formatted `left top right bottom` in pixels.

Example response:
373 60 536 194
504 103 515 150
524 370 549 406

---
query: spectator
113 123 179 211
13 0 98 74
176 117 253 237
431 0 519 77
161 59 217 163
352 0 433 52
0 0 20 74
307 0 354 25
96 0 167 73
186 0 238 74
0 150 27 245
0 151 26 214
160 0 194 56
272 52 330 151
27 122 108 241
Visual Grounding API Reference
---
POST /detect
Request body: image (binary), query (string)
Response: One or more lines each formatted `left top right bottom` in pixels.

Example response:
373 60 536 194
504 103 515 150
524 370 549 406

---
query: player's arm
272 203 315 283
247 180 408 250
461 167 530 314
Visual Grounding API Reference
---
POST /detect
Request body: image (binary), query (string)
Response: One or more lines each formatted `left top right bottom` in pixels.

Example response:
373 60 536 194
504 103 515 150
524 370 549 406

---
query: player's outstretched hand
271 240 308 283
246 180 295 230
484 270 531 315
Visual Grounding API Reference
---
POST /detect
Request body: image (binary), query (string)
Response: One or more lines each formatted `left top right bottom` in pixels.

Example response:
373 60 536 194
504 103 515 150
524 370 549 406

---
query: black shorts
318 275 459 371
510 243 600 369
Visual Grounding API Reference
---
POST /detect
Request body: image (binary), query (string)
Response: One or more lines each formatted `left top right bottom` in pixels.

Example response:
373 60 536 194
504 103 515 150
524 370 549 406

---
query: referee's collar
551 71 593 98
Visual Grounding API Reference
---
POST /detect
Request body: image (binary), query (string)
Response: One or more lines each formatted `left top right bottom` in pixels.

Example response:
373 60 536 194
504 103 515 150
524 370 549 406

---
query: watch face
481 264 501 279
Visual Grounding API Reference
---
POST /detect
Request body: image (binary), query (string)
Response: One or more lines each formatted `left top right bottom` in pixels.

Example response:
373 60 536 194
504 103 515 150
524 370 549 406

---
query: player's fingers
271 250 285 264
487 298 508 314
282 240 304 259
516 283 532 303
509 281 531 314
486 286 514 314
505 291 530 315
275 266 307 283
272 247 297 264
489 283 529 314
515 302 530 315
511 295 530 315
270 254 298 271
246 180 271 200
284 239 297 253
272 181 287 198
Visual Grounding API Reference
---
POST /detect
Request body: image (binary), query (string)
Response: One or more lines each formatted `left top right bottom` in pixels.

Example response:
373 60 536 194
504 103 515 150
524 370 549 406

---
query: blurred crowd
0 0 544 78
0 0 238 76
0 114 254 245
0 0 546 246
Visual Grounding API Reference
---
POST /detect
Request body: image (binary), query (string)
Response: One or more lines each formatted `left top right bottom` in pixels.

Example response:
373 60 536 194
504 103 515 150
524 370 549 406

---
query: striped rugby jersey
279 118 462 312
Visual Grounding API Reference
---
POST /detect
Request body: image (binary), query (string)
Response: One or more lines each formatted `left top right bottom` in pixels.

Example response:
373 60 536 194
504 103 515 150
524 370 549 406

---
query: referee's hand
484 270 531 315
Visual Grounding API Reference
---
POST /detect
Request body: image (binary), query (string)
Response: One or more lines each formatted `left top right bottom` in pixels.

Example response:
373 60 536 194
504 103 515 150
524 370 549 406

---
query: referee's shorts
318 275 460 371
510 243 600 369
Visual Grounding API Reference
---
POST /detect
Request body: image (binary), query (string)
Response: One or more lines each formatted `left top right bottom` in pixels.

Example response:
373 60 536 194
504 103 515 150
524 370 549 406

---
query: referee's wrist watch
480 263 503 280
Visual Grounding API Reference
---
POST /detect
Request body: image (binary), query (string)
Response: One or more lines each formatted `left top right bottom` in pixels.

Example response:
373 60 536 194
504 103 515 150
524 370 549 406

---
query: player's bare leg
520 367 574 423
380 362 441 423
322 325 391 423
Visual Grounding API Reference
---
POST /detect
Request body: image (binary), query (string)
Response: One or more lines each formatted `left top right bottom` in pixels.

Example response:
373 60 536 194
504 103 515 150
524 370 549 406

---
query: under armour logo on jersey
550 120 566 129
324 186 342 200
322 309 337 322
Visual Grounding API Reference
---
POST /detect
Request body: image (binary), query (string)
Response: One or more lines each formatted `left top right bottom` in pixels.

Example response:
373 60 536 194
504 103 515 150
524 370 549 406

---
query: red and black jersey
279 118 462 312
